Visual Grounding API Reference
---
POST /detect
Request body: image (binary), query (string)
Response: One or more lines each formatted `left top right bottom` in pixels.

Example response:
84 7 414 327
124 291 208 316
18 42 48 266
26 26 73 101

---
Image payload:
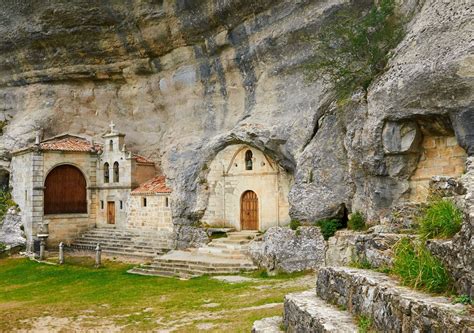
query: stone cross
58 242 64 265
109 121 116 134
95 243 102 268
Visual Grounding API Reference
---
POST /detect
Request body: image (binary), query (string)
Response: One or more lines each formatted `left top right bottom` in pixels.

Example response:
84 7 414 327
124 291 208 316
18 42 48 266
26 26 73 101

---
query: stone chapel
10 124 173 251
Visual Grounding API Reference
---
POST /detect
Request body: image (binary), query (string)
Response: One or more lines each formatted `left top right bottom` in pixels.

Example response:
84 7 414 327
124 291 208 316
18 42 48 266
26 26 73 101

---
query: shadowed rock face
0 0 472 243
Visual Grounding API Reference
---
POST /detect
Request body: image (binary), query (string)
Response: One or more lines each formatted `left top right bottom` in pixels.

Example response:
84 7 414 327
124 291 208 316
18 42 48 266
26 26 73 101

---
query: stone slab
283 290 357 333
252 316 284 333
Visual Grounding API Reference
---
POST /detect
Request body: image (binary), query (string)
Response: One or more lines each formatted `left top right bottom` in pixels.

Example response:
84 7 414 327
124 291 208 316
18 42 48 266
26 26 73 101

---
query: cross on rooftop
109 121 116 133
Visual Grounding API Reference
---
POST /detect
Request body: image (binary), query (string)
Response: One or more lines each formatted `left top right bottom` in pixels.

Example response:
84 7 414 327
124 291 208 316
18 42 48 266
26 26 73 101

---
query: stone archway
44 165 87 214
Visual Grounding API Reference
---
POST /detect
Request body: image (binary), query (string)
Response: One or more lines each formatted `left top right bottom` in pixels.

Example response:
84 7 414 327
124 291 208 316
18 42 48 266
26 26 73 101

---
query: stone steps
128 231 258 278
70 227 173 259
268 266 474 332
316 267 474 332
284 290 357 333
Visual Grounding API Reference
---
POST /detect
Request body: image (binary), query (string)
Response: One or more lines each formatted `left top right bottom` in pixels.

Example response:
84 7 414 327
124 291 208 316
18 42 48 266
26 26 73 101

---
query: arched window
44 165 87 214
109 140 114 151
104 163 110 183
245 150 253 170
113 162 119 183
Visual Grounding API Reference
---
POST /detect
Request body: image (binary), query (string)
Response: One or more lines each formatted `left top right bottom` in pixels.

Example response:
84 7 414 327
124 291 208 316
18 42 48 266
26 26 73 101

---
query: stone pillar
95 243 102 268
39 238 45 260
58 242 64 264
31 150 45 250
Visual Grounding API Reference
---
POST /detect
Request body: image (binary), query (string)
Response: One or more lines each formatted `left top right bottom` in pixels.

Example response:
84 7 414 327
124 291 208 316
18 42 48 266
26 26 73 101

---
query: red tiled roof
132 176 172 195
133 154 154 164
40 135 101 152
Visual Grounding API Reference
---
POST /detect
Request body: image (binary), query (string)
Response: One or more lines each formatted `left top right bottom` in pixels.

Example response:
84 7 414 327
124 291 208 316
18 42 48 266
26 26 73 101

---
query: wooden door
107 202 115 224
241 191 258 230
44 165 87 214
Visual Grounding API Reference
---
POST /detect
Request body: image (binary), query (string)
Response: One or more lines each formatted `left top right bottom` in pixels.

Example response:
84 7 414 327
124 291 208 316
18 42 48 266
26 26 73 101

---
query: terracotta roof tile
132 176 172 195
133 154 154 164
40 135 100 152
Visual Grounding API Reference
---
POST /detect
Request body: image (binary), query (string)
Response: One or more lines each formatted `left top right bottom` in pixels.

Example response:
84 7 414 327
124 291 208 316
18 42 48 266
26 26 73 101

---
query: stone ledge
283 290 357 333
316 267 474 332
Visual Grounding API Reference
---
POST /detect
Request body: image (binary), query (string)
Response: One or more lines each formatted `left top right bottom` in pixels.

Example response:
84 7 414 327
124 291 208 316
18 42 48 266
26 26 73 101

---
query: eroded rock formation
0 0 472 243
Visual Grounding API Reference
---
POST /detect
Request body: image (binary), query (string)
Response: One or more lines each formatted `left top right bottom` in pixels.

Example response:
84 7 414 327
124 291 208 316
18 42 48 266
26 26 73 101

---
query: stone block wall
410 135 467 201
128 194 173 233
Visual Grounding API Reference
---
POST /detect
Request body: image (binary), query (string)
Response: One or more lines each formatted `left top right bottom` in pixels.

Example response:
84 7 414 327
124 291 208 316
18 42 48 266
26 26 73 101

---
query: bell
246 160 253 169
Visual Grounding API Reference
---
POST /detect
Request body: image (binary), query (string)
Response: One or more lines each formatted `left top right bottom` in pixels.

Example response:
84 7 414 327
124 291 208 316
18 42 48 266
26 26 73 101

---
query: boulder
325 230 359 267
248 226 326 273
0 207 25 248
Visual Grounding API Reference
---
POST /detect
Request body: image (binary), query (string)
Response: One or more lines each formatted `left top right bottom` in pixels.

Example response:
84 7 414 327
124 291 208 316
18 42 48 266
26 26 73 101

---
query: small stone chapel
10 123 173 251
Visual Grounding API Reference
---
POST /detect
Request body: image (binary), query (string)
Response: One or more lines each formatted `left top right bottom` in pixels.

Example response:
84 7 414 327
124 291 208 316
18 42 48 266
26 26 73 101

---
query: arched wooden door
44 165 87 215
241 191 258 230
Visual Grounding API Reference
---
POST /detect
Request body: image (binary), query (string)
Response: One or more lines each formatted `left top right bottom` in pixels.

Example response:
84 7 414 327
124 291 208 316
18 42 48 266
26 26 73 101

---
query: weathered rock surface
317 267 474 332
248 226 326 273
427 156 474 298
0 0 472 245
251 316 283 333
354 232 405 268
325 230 359 267
283 290 357 333
0 208 25 247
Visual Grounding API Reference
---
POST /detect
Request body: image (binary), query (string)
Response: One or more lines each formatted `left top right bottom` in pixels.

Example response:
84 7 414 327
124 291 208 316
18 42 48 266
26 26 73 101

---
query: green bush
348 211 366 231
301 0 405 101
453 294 472 305
392 237 452 293
0 187 16 221
357 315 374 333
290 220 301 230
316 219 342 240
419 199 463 239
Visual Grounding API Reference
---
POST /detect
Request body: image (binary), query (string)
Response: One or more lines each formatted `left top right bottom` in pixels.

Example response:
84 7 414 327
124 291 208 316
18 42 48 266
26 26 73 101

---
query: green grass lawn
0 257 313 332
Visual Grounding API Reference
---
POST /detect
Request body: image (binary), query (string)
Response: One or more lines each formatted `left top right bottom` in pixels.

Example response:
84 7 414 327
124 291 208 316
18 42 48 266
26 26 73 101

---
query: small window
104 163 110 183
120 200 123 210
142 197 147 207
25 190 27 202
100 200 104 210
109 140 114 151
245 150 253 170
165 197 169 207
113 162 119 183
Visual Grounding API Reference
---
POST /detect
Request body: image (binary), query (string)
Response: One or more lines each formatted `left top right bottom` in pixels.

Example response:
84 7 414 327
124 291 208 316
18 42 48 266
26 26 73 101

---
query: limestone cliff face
0 0 472 238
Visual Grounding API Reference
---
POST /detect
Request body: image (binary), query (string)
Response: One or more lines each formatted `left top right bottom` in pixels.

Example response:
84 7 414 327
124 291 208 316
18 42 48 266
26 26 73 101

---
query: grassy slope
0 257 311 332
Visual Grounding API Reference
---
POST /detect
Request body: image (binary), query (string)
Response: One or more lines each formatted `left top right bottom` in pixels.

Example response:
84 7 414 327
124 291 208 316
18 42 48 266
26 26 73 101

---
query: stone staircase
254 266 474 332
70 227 173 259
129 231 259 278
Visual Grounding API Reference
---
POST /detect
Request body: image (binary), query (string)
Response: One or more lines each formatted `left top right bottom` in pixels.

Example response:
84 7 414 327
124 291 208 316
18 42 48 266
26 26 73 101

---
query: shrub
0 242 6 252
316 219 342 240
419 199 463 239
357 315 374 333
0 187 16 221
453 295 472 305
392 237 452 293
348 211 366 231
300 0 405 101
290 220 301 230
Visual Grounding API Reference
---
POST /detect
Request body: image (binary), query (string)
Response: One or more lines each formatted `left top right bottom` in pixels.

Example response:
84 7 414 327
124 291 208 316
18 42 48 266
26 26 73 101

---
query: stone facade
202 144 292 231
96 130 156 229
128 194 173 233
410 135 467 202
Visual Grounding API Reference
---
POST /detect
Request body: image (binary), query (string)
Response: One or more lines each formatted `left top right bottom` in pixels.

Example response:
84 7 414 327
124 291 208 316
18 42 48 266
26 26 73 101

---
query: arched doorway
44 165 87 215
241 190 258 230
